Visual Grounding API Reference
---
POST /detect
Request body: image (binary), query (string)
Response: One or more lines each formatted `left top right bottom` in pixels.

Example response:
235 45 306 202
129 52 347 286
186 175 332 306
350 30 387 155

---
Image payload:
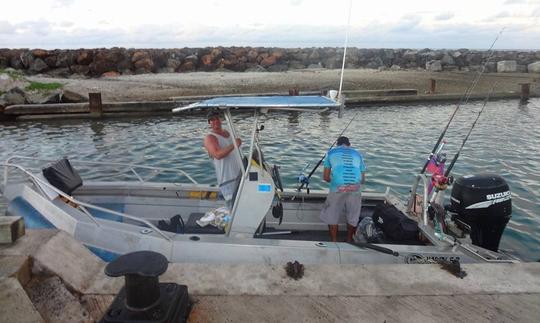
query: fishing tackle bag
372 203 419 242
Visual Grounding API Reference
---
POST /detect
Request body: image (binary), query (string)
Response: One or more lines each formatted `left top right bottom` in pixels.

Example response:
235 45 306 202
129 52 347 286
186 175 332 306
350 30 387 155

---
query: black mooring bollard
100 250 190 323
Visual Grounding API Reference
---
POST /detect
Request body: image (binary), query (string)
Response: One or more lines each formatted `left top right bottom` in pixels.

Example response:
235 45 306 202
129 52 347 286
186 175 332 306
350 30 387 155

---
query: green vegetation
25 82 64 91
0 68 25 80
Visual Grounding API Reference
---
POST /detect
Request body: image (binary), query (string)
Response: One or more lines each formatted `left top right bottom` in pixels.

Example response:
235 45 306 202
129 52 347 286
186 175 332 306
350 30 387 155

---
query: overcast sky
1 0 539 49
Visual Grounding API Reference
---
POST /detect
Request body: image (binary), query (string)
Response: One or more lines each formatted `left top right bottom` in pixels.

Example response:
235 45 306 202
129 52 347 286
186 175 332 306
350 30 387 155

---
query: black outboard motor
449 174 511 252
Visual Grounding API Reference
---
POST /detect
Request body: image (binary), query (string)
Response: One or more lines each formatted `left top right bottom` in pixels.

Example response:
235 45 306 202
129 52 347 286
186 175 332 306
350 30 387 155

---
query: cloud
290 0 303 6
390 15 422 32
0 17 539 50
503 0 525 4
52 0 76 8
434 12 454 21
0 21 16 34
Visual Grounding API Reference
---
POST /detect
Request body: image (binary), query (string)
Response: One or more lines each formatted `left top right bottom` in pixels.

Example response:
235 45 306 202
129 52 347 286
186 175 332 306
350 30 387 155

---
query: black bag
372 203 419 242
42 158 83 195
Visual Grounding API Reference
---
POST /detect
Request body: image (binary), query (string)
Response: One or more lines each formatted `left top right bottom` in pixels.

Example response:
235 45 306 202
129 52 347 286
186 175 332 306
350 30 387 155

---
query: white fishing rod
337 0 352 118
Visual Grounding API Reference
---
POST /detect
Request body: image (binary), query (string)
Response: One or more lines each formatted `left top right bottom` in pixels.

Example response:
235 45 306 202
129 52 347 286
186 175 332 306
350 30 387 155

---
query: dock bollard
89 92 103 117
519 83 530 101
100 251 190 323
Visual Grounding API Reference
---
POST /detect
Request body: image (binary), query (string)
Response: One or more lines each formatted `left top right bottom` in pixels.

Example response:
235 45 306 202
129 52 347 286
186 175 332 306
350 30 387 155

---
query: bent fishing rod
420 27 505 175
443 86 494 178
296 110 360 192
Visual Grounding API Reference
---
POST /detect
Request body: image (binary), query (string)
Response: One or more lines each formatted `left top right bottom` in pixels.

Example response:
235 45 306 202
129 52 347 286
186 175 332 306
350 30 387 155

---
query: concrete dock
1 229 539 322
1 89 528 121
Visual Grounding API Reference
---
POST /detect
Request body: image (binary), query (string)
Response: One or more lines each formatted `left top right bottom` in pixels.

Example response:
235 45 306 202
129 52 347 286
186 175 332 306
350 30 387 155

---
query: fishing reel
296 163 311 193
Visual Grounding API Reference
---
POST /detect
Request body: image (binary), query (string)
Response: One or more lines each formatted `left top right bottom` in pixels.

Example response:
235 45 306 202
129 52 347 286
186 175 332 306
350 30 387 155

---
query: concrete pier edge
1 229 539 322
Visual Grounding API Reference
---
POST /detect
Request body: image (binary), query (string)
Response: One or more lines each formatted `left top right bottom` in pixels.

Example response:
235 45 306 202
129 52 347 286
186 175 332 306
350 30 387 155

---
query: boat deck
1 230 539 322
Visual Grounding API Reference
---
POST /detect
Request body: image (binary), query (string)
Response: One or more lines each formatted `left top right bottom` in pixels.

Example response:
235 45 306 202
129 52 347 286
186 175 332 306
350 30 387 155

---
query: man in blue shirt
320 136 366 242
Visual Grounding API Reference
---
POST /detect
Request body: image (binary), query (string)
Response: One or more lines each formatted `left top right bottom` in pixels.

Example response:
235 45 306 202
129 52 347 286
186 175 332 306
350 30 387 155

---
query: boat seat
42 158 83 195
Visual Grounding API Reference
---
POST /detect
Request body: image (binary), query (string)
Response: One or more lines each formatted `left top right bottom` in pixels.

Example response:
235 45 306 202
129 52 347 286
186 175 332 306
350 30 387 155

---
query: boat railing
406 174 431 226
3 155 199 186
1 161 173 242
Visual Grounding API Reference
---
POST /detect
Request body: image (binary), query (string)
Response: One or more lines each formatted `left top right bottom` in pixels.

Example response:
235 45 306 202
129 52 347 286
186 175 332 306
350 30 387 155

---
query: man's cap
207 110 221 121
336 136 350 146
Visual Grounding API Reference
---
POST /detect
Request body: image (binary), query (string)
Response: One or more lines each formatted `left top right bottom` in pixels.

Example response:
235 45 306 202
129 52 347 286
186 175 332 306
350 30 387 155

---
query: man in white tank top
204 111 243 208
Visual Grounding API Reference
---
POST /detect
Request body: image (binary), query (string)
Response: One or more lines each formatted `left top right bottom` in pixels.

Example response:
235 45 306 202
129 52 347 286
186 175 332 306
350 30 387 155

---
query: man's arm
204 134 241 160
323 167 331 183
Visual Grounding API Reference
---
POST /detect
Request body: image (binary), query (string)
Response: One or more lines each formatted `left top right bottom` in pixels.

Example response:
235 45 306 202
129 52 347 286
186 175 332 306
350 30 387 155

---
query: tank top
208 131 242 191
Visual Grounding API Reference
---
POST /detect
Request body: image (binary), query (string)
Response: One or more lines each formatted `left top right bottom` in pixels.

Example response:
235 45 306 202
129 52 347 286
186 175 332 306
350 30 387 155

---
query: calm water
1 98 539 260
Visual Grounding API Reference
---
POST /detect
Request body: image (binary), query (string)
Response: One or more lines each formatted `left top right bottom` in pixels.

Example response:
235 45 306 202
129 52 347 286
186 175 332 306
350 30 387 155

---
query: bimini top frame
172 94 339 237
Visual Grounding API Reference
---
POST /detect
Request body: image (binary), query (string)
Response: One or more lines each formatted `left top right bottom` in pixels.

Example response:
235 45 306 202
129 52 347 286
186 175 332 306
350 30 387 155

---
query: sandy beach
27 69 539 102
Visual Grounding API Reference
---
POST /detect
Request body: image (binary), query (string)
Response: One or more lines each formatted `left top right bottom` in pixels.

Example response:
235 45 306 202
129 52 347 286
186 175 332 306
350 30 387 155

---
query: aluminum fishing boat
0 94 519 264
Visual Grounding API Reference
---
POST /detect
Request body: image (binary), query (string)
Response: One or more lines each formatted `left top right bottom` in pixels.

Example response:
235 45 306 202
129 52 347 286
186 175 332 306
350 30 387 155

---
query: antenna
337 0 352 118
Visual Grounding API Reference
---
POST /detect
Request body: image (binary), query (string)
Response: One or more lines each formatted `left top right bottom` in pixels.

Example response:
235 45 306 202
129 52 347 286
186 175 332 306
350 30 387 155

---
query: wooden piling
430 79 437 94
89 92 103 117
519 83 530 100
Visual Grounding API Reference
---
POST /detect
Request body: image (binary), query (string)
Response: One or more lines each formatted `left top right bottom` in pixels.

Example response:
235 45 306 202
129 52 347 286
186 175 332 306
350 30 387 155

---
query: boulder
528 61 540 73
157 67 175 73
247 49 259 63
441 54 455 66
426 60 442 72
56 51 75 68
516 64 527 73
46 68 71 78
307 63 323 69
131 51 150 63
267 64 288 72
76 50 93 65
3 87 28 105
178 61 196 72
245 65 267 72
28 58 49 74
166 59 181 70
101 71 121 77
485 62 497 73
497 60 517 73
70 64 90 75
44 56 58 68
133 58 154 73
61 90 88 103
260 55 277 67
89 49 124 75
31 49 49 58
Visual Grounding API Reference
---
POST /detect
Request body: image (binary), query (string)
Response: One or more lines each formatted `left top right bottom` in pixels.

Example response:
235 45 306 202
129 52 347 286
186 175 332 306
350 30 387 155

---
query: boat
0 93 519 265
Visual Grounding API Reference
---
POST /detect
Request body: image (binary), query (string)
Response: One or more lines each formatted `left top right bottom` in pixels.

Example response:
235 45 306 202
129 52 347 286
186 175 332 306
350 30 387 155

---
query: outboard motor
449 174 511 252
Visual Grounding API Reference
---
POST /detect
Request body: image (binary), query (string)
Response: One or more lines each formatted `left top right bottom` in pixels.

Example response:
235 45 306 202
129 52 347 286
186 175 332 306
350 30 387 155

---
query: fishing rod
296 110 360 192
419 28 505 175
443 86 494 178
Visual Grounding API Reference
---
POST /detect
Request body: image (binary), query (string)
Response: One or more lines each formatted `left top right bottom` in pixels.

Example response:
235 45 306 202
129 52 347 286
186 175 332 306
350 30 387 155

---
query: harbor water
0 98 538 261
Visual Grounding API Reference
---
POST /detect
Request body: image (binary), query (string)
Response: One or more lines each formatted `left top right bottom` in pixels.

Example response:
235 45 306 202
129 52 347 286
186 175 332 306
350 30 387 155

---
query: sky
1 0 539 49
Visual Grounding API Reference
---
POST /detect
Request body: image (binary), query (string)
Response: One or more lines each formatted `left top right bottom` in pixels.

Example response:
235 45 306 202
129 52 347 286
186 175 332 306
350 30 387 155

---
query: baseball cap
336 136 350 146
207 110 221 121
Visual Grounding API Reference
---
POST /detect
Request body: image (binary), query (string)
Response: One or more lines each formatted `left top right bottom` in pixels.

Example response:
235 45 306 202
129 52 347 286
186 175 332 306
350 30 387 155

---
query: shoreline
2 69 539 120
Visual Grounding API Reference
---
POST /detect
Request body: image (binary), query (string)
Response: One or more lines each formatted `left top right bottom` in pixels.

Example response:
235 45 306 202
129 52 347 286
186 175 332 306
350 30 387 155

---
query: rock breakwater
1 47 540 78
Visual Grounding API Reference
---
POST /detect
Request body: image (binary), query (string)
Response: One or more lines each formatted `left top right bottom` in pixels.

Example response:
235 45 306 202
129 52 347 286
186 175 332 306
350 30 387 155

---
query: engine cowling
449 174 511 252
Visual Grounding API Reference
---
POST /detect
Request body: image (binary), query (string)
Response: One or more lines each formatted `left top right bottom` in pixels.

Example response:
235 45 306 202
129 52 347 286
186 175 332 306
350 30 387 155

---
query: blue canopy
173 95 340 113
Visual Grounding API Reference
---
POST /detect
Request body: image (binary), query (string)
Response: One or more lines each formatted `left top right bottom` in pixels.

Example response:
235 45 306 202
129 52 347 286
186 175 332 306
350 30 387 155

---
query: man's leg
328 225 339 242
346 224 356 243
345 192 362 243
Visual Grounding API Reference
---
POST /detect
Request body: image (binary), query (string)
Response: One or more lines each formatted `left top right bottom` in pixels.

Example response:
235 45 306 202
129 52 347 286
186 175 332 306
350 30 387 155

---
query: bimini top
172 95 340 113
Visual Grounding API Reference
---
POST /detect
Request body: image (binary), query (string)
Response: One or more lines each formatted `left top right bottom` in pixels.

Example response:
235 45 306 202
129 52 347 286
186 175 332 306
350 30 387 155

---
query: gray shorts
320 192 362 226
